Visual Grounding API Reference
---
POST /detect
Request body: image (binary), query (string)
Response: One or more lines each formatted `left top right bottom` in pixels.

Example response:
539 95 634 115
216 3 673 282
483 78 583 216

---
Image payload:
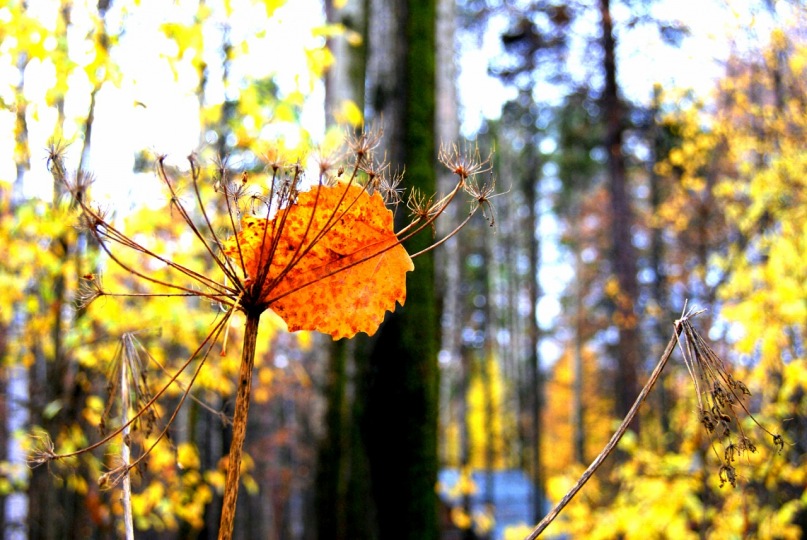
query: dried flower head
27 431 57 468
378 169 404 206
464 173 501 227
75 273 105 310
438 142 491 180
676 305 783 487
346 124 383 167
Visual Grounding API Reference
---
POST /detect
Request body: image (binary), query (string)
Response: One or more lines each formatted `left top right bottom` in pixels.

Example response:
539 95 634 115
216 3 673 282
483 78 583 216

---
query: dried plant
31 130 494 539
526 304 783 539
676 312 784 488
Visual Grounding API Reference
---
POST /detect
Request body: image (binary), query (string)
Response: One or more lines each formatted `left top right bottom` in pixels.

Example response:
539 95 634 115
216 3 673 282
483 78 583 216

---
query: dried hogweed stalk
33 129 494 539
527 304 784 539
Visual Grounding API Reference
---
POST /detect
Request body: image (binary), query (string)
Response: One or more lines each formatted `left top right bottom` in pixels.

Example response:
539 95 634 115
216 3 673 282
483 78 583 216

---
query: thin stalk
525 319 685 539
121 345 134 540
218 310 261 540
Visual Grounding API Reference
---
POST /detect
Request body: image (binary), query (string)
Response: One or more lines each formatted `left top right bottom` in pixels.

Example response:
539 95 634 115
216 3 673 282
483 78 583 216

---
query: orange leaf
223 182 414 339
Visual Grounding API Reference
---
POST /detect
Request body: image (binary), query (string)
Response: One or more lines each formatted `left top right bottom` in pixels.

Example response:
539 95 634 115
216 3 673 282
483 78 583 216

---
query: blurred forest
1 0 806 539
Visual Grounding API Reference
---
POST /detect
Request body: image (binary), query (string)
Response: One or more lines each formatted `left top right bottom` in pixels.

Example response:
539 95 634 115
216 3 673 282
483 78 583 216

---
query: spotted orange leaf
223 182 414 339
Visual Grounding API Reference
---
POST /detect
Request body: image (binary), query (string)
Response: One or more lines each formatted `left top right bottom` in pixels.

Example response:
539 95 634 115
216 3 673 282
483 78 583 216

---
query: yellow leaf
451 506 472 530
260 0 286 18
306 46 334 78
334 99 363 127
176 442 200 470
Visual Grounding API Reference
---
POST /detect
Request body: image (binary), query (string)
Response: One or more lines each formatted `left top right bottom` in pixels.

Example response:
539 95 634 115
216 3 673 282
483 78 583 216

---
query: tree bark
522 140 544 522
648 86 671 446
357 0 440 537
316 2 368 538
572 210 586 464
599 0 641 424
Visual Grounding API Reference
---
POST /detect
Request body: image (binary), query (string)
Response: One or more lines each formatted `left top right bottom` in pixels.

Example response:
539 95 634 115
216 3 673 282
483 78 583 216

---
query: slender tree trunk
572 210 586 464
648 86 671 446
599 0 641 424
13 50 29 206
31 5 96 535
0 359 5 535
358 0 439 537
6 41 30 540
324 0 367 125
316 2 368 538
480 224 495 509
316 339 349 539
522 140 544 522
435 0 462 472
459 347 473 540
193 4 232 535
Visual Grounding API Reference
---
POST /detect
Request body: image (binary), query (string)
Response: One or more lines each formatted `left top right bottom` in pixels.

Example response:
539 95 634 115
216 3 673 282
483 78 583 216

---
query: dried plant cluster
527 306 784 539
675 311 784 488
30 130 494 538
56 131 495 324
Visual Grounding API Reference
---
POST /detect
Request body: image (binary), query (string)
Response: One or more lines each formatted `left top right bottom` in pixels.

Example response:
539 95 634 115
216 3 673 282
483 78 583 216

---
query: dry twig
525 304 782 539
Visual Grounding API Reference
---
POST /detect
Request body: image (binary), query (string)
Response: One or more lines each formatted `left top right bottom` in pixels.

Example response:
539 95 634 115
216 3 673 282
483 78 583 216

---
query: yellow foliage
258 0 286 18
541 347 613 476
176 442 200 470
503 523 535 540
253 366 275 403
81 395 105 427
549 357 807 539
0 0 333 535
305 45 335 79
603 275 620 298
474 505 495 534
205 469 226 493
451 506 472 529
334 98 363 127
444 467 478 498
464 355 516 469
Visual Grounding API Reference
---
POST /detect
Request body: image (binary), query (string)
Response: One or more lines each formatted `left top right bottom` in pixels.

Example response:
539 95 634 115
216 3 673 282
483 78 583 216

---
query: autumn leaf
223 182 414 339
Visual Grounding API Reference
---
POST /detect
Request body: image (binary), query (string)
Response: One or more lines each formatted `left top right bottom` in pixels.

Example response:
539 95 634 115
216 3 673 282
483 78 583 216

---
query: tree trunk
316 1 368 538
522 142 544 522
324 0 367 126
435 0 462 473
572 210 586 464
356 0 440 538
648 86 671 446
599 0 641 424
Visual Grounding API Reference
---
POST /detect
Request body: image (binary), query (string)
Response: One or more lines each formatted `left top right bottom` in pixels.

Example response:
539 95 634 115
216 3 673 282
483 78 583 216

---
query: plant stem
525 319 684 539
219 310 261 540
121 346 134 540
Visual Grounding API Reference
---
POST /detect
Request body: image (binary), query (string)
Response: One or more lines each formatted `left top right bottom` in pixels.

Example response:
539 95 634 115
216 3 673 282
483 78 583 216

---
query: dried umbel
33 129 495 539
675 308 784 488
54 130 492 336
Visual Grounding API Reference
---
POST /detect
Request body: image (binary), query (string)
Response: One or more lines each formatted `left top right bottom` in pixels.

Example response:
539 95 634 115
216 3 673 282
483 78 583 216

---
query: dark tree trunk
572 211 586 464
522 145 544 522
316 1 369 538
648 86 672 446
356 0 440 538
599 0 641 424
315 339 350 539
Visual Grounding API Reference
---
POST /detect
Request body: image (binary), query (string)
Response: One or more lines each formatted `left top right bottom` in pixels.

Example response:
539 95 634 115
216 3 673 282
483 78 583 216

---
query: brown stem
525 319 685 539
219 309 261 540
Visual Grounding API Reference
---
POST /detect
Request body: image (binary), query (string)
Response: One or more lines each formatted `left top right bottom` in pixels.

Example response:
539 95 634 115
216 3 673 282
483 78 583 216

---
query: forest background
0 0 805 539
